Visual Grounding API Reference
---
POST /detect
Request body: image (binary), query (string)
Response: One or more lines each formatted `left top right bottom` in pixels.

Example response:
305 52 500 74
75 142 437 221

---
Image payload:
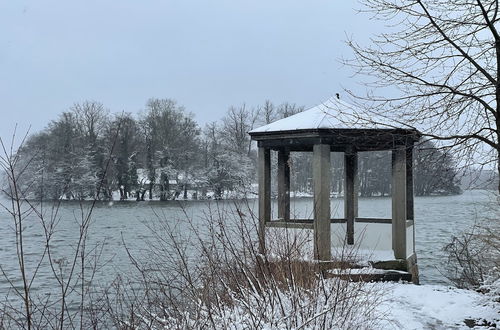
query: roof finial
335 93 340 99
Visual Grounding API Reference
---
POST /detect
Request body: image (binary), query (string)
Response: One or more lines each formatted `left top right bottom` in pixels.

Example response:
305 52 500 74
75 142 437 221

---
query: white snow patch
376 283 500 329
111 190 121 200
158 280 499 329
328 267 388 275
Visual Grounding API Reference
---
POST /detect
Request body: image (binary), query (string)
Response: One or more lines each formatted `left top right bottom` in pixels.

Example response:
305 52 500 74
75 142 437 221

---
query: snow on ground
377 282 499 329
177 280 498 329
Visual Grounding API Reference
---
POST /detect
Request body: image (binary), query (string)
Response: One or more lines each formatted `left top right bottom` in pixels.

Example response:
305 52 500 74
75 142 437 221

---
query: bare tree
260 100 278 125
139 98 200 200
277 102 304 118
0 127 117 329
221 104 259 157
71 101 108 146
71 101 110 198
345 0 500 191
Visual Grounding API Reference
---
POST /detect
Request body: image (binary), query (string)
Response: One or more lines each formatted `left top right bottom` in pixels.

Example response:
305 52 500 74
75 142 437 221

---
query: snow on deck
265 225 396 263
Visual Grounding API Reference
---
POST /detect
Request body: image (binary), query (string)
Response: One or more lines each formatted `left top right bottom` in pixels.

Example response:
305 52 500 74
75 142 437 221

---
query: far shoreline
4 189 484 205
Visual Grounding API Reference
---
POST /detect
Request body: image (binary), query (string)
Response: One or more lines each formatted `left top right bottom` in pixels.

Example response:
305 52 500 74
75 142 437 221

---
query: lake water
0 190 498 300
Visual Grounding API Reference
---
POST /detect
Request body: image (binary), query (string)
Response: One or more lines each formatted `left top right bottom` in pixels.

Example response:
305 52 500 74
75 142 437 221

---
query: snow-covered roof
249 98 349 133
249 97 402 134
248 97 421 151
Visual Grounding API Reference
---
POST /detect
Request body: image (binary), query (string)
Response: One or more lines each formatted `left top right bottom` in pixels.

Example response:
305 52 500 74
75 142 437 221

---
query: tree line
12 98 461 201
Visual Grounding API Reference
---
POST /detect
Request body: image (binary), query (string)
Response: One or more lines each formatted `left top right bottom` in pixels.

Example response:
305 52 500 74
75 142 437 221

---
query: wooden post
313 144 331 261
392 146 407 259
406 145 417 261
277 149 290 221
406 146 414 221
258 147 271 254
344 150 358 245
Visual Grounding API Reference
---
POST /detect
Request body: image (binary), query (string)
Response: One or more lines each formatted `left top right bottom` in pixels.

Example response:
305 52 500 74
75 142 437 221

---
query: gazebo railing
265 217 399 229
265 218 415 257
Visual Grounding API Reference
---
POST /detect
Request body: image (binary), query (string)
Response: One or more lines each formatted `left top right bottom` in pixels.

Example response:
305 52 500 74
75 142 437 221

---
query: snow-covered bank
377 283 499 329
167 281 499 329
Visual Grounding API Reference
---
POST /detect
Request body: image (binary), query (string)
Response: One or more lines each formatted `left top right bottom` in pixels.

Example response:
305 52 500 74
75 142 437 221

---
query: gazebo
248 97 421 281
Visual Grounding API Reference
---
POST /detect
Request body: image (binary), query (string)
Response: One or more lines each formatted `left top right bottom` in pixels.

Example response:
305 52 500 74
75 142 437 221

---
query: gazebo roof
249 97 421 152
250 97 362 133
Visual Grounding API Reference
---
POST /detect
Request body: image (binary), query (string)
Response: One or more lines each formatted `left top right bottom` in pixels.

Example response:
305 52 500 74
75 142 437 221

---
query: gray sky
1 1 376 146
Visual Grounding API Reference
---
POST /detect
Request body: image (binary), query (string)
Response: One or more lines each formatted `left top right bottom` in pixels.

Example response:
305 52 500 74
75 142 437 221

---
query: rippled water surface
0 190 498 298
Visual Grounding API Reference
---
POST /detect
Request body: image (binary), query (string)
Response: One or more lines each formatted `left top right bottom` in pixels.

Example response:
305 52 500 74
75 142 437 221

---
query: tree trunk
160 184 166 201
497 149 500 193
160 173 169 201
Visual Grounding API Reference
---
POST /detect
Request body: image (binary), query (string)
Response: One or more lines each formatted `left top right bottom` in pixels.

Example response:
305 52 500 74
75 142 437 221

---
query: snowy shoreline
374 282 499 329
18 190 469 203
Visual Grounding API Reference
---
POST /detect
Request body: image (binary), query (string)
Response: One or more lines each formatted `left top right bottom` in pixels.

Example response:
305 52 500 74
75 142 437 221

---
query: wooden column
406 145 416 260
258 147 271 254
313 144 331 261
277 149 290 221
392 146 407 259
406 146 414 221
344 150 358 245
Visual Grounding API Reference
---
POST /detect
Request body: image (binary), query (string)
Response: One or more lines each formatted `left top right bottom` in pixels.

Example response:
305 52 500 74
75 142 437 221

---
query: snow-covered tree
139 98 200 200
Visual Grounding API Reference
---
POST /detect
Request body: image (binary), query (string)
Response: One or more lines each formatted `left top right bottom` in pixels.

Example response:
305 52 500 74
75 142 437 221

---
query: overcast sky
1 1 379 146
